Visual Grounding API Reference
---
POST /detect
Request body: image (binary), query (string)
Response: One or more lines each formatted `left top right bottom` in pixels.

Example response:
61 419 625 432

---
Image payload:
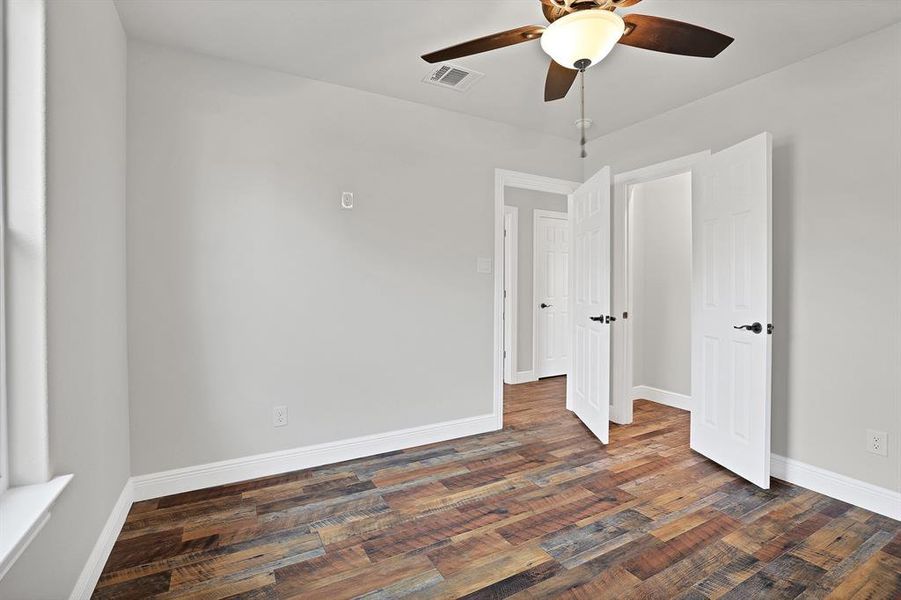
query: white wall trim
771 454 901 521
69 480 133 600
509 370 538 385
131 413 496 501
630 385 692 412
495 169 580 428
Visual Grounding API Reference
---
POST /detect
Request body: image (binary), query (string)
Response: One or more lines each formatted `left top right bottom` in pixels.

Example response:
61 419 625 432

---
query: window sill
0 474 72 580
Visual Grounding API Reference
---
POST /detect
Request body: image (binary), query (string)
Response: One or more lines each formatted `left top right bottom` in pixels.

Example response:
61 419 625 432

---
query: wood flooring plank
274 545 371 597
91 571 171 600
823 549 901 599
621 511 740 579
427 532 514 576
277 553 435 600
405 545 552 600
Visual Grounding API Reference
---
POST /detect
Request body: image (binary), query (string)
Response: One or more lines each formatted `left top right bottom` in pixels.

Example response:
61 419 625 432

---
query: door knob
540 303 553 309
589 315 604 322
733 322 763 334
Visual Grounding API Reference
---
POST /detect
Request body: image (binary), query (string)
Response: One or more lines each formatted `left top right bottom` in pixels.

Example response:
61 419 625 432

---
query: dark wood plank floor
95 377 901 599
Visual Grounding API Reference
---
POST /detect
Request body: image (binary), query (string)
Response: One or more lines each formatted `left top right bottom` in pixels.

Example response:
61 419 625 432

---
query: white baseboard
508 370 537 385
770 454 900 522
69 479 134 600
631 385 692 411
131 413 497 501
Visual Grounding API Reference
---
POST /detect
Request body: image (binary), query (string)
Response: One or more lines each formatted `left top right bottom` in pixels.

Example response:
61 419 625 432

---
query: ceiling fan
421 0 734 103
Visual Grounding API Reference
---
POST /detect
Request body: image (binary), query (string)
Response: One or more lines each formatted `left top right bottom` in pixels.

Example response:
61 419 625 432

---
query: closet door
691 133 772 488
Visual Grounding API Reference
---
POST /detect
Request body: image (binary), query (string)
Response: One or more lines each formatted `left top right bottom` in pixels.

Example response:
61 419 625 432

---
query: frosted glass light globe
540 10 625 70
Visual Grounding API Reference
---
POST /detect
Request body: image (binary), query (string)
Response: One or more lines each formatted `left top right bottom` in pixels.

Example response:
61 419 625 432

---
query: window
0 0 71 579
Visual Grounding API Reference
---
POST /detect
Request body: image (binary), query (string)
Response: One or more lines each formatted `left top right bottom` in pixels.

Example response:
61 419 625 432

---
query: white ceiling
114 0 901 140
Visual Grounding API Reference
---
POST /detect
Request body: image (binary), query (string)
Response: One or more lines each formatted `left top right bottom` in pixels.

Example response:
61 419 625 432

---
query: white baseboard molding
69 479 134 600
508 370 538 385
131 413 498 501
631 385 692 412
771 454 901 521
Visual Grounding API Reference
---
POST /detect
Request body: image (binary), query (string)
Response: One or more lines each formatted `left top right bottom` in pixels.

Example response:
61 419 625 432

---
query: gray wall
0 1 131 598
504 188 567 374
126 42 581 476
631 173 692 396
585 24 901 492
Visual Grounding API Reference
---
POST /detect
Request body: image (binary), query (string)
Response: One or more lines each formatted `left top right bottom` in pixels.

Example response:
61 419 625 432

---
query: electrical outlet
866 429 887 456
272 405 288 428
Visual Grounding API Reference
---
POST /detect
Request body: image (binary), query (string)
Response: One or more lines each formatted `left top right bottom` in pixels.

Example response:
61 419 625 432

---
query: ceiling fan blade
421 25 545 63
545 60 578 102
619 14 733 58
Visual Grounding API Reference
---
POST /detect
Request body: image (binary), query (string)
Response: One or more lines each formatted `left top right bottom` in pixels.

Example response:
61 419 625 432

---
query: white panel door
535 210 569 378
691 132 772 488
568 166 612 444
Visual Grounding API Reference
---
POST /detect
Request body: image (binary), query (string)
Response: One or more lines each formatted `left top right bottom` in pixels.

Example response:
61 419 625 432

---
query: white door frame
494 169 580 429
533 208 569 379
610 151 710 424
503 205 519 384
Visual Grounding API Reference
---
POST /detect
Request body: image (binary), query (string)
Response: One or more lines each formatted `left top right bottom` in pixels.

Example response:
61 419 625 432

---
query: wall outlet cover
273 405 288 427
866 429 887 456
341 192 353 209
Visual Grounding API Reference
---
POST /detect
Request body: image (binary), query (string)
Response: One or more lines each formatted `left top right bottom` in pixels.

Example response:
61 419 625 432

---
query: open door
691 133 772 488
568 166 612 444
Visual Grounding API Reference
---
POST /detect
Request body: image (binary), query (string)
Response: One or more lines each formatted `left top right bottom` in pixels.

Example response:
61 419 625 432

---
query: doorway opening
610 152 709 425
493 170 579 429
624 172 693 417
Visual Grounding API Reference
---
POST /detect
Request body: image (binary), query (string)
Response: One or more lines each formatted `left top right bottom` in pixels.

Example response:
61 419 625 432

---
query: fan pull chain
579 69 587 159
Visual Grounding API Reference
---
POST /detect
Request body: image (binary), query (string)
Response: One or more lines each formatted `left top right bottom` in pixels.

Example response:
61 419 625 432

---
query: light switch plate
476 257 492 274
341 192 353 209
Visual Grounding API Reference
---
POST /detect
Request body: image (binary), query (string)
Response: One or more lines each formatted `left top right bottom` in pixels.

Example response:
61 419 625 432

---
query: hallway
94 378 901 598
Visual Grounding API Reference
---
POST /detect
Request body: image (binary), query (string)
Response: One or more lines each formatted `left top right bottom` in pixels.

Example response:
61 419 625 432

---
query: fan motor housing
543 0 625 23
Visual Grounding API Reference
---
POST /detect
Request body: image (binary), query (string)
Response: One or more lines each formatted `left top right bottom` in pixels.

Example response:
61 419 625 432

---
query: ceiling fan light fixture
540 9 625 70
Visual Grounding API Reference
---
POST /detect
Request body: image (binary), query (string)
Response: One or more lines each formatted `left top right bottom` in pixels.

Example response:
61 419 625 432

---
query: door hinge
504 350 507 358
504 289 507 298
